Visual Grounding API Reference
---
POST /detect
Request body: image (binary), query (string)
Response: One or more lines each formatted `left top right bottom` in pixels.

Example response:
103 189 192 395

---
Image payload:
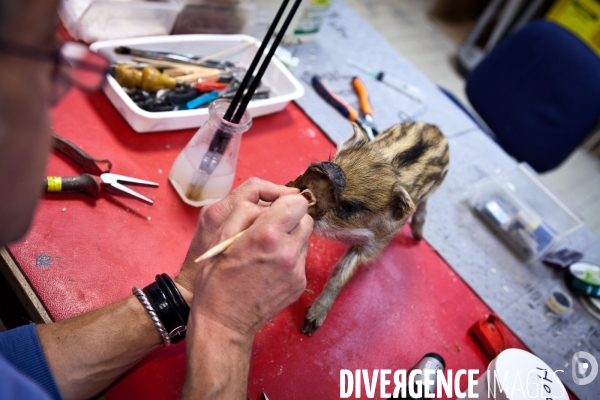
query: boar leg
302 246 377 336
410 200 427 241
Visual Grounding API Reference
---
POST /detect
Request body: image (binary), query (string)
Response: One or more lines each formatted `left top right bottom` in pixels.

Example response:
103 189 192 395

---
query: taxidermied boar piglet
287 121 449 335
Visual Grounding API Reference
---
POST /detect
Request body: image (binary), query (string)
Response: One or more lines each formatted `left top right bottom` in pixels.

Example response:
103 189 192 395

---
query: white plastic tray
89 34 304 133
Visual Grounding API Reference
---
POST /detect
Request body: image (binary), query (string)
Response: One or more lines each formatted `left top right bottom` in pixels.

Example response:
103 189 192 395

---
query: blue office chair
465 20 600 172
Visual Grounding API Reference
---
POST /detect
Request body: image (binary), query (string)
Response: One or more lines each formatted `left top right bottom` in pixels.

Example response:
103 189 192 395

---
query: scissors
45 134 158 205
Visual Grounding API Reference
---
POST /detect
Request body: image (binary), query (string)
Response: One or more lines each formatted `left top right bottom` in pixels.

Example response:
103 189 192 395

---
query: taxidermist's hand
174 177 303 298
190 177 312 335
180 177 313 399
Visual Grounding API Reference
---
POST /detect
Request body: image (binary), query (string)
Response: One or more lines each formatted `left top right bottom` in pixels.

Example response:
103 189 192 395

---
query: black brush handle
232 0 304 123
223 0 291 121
207 130 233 155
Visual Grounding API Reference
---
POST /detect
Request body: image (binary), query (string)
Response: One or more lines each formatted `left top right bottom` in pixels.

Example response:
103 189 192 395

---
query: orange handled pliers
312 75 378 140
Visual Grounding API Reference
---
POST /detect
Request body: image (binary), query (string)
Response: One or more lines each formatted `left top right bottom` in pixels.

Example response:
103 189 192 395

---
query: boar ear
390 184 415 221
338 122 369 152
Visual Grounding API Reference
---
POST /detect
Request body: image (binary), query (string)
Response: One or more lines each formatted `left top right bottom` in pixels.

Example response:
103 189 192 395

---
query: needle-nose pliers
45 134 158 205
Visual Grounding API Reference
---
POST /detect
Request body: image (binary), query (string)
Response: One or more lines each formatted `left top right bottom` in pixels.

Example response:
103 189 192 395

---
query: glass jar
169 99 252 207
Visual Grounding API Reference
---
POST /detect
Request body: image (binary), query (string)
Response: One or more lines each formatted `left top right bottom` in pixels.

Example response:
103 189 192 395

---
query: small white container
472 349 568 400
89 34 304 133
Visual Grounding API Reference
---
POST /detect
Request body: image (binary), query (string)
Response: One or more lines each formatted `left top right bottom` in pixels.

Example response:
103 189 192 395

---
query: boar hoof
411 228 423 241
301 304 328 336
301 317 321 336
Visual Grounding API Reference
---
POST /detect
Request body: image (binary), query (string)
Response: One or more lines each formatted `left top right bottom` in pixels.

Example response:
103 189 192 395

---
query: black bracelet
143 282 186 344
156 273 190 325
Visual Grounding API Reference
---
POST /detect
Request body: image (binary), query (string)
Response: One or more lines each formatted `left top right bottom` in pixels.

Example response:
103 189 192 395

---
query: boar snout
286 161 346 220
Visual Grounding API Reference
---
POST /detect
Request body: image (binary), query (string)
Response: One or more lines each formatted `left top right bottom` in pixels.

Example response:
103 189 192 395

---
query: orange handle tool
352 76 373 116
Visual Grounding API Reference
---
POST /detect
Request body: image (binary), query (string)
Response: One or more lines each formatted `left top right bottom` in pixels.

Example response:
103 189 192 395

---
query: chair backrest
466 20 600 172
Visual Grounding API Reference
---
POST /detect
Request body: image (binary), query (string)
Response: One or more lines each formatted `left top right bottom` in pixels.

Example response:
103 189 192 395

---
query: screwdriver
348 60 424 102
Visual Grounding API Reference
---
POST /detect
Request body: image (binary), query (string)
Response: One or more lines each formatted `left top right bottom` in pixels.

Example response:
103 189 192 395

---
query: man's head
0 0 59 244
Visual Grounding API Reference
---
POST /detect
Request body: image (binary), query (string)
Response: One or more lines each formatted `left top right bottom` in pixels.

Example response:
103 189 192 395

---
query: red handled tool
194 81 229 92
469 314 511 359
45 134 158 205
311 75 378 140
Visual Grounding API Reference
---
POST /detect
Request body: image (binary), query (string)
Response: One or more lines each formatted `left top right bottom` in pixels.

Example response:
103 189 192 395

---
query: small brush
194 189 316 263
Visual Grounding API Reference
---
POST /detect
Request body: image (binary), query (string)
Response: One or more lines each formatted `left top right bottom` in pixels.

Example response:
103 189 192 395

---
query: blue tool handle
181 90 219 110
311 75 358 121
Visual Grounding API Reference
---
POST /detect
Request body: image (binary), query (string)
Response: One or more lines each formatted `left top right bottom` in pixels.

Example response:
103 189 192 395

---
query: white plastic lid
485 349 568 400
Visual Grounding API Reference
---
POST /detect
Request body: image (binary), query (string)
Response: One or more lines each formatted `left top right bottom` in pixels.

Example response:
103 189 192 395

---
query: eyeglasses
0 39 111 103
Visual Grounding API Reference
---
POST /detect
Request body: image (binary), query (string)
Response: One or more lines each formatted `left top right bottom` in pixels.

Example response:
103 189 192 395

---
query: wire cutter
45 134 159 205
312 75 378 140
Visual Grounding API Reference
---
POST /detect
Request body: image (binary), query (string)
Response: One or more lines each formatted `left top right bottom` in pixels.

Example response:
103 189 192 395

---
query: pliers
312 75 378 140
45 134 159 205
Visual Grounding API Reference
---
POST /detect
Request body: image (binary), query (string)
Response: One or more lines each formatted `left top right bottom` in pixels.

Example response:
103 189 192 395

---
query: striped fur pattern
287 122 449 335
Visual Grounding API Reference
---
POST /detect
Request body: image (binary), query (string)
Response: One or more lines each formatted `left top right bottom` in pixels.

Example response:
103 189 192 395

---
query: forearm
181 315 253 400
36 294 163 400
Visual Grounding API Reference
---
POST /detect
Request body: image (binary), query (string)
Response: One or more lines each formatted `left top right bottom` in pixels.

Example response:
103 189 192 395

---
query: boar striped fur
287 121 449 335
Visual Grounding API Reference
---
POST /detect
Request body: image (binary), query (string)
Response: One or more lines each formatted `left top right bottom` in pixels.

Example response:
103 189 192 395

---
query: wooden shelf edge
0 247 53 324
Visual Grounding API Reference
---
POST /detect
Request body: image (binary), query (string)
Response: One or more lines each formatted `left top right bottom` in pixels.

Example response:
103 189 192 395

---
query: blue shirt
0 324 62 400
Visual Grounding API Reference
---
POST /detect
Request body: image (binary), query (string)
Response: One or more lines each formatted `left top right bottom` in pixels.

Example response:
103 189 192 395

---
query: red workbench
8 88 529 399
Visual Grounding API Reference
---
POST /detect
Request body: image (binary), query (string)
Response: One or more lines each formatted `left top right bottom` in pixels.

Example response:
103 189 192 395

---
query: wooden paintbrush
194 189 316 263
